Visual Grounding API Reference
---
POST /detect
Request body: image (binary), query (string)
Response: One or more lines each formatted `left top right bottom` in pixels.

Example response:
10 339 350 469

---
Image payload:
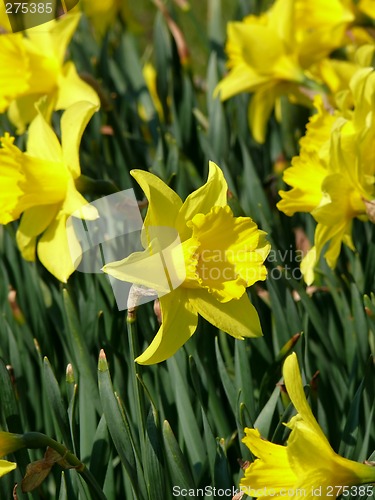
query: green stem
22 432 107 500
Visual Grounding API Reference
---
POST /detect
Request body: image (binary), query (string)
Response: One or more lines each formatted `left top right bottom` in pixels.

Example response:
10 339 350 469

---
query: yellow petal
25 13 80 63
8 94 55 135
37 212 77 282
0 1 12 32
103 247 172 296
21 156 68 210
0 134 67 222
300 247 317 286
241 428 296 495
268 0 294 48
176 161 228 239
283 353 330 445
189 289 262 339
0 135 26 223
55 61 100 113
188 205 269 301
61 180 98 219
359 0 375 18
61 101 99 178
0 460 16 477
0 34 29 113
135 288 198 365
16 205 59 261
313 221 348 270
215 63 270 101
288 417 375 488
277 151 327 216
131 169 183 231
26 113 62 162
228 23 289 77
248 85 278 144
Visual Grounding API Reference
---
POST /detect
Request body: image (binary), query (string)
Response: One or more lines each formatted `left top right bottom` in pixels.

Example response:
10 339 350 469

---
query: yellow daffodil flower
103 162 270 364
0 431 26 477
277 68 375 284
80 0 137 38
0 13 99 133
215 0 353 143
240 353 375 497
0 101 99 282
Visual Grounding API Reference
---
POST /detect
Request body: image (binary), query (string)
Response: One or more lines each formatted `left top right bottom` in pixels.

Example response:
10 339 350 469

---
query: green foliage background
0 0 375 498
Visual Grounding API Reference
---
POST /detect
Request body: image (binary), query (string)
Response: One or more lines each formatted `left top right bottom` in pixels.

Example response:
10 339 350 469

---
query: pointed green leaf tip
98 349 108 372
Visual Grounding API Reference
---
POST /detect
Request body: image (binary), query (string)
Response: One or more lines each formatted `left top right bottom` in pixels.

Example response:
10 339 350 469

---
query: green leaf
144 406 165 500
43 357 72 450
162 420 195 491
166 354 205 475
97 349 141 499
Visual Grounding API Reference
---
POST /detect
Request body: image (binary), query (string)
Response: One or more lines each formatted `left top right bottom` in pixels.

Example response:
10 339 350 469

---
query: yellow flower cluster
216 0 375 282
215 0 375 143
0 11 99 132
278 66 375 284
0 10 100 282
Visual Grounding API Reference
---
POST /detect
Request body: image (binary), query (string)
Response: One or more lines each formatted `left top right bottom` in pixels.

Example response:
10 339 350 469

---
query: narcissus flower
0 101 98 282
277 68 375 284
0 431 25 477
240 353 375 498
103 162 270 364
80 0 137 38
215 0 353 143
0 13 99 132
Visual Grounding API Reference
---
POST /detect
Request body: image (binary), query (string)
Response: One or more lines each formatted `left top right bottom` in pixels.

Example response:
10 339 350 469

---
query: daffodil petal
215 64 269 101
8 94 54 135
131 169 183 230
0 34 29 113
283 353 330 445
37 212 77 283
26 113 62 163
189 289 262 339
56 61 100 114
176 161 228 239
300 247 317 286
62 179 98 219
135 289 197 365
0 460 16 477
26 13 80 63
241 429 296 495
248 86 279 144
61 101 99 179
0 1 12 32
277 151 327 217
16 205 59 261
314 221 348 269
103 246 172 296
